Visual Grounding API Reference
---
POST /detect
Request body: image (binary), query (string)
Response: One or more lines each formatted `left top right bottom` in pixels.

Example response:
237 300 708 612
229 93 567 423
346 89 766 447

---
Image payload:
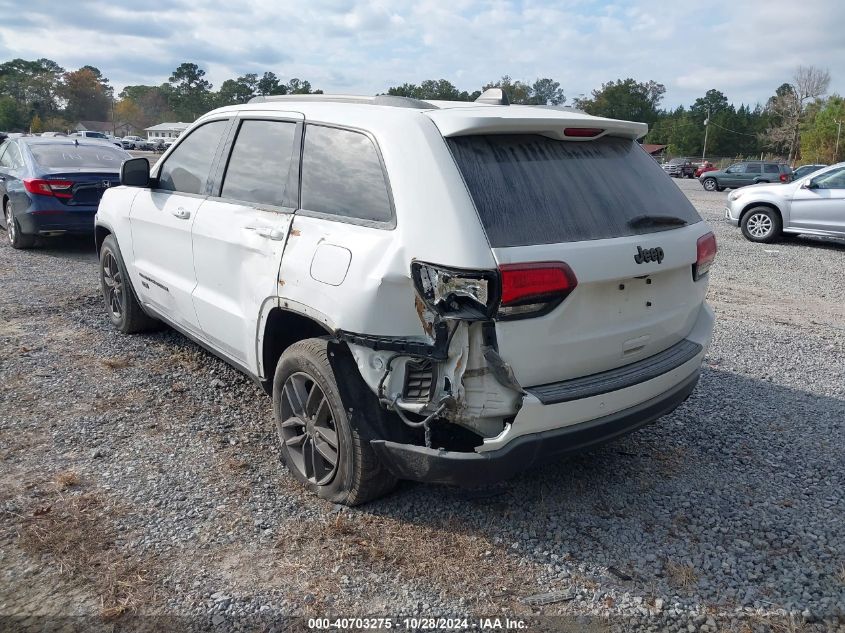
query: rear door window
30 144 126 169
300 125 392 223
220 120 297 207
746 162 763 174
157 120 228 195
446 134 702 247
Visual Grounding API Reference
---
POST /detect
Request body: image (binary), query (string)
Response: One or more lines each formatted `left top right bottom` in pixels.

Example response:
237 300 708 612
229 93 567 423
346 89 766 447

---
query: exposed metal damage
336 263 525 451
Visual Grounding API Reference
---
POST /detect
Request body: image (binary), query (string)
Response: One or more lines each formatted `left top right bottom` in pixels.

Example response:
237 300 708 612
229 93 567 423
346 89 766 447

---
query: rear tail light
411 260 578 321
563 127 603 138
411 262 499 319
693 232 717 281
779 173 789 183
498 262 577 319
23 178 74 198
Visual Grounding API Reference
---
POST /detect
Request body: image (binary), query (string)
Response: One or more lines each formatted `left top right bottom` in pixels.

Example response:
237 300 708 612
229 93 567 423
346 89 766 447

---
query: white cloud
0 0 842 108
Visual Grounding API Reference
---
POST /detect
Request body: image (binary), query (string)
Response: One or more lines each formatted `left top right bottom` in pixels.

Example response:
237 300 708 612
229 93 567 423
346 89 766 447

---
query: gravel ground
1 178 844 632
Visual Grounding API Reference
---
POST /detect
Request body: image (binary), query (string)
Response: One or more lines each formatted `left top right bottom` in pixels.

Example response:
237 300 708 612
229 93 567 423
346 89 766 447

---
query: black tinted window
221 120 296 206
764 164 779 174
746 162 763 174
300 125 392 222
447 135 702 247
30 144 127 169
158 121 227 195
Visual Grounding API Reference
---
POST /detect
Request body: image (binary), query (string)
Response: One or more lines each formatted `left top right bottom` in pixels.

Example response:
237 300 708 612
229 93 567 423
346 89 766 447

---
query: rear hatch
444 131 711 388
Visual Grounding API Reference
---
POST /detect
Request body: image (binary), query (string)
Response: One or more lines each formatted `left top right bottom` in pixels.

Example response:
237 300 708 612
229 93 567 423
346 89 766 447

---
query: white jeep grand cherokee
95 90 716 505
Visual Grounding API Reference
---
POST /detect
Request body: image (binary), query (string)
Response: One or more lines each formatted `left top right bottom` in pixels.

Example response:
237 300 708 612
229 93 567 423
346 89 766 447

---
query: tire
702 177 718 192
98 234 159 333
272 338 397 506
4 200 35 249
741 207 782 243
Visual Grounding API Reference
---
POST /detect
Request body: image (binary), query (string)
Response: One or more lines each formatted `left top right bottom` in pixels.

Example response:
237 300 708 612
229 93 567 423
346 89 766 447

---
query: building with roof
144 122 191 140
640 143 667 157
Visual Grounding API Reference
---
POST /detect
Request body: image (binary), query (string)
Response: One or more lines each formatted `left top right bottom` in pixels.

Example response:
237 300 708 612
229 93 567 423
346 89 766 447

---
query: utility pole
702 109 710 161
836 119 842 162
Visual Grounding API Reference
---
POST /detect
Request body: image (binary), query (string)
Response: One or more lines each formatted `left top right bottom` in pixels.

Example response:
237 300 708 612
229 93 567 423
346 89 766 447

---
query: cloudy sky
0 0 842 108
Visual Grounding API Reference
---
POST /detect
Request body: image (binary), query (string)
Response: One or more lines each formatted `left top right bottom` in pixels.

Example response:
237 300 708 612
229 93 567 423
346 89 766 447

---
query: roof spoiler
475 88 510 105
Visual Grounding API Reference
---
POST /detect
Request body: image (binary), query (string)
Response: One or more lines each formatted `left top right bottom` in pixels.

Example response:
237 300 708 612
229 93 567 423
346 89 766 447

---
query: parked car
694 161 717 178
71 130 109 141
662 157 696 178
150 137 176 152
700 161 792 191
725 162 845 243
95 91 716 505
121 135 151 150
791 164 827 180
39 131 67 137
0 136 130 248
106 135 124 148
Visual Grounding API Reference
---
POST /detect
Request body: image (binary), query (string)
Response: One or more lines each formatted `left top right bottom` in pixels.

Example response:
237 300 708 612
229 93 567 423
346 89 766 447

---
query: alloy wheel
278 372 339 485
5 204 14 244
703 179 717 191
746 213 773 239
101 251 124 318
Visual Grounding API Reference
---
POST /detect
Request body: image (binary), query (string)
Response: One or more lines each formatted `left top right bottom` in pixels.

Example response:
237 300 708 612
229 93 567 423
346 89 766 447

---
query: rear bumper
16 209 96 235
371 370 700 486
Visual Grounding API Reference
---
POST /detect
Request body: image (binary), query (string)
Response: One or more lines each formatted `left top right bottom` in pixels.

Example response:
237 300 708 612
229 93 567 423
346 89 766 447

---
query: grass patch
55 471 80 490
17 487 159 620
100 357 133 370
275 512 533 612
665 560 697 589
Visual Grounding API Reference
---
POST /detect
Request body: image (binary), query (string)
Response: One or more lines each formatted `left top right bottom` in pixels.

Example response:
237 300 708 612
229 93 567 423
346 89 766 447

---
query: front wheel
4 200 35 249
741 207 782 243
99 235 159 333
272 338 397 505
702 177 718 192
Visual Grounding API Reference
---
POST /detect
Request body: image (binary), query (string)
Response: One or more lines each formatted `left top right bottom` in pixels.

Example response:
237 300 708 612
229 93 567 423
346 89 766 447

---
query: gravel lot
1 178 844 632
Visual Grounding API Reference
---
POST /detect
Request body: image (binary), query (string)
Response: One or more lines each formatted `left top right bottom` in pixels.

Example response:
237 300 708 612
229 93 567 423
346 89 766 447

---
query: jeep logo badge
634 246 664 264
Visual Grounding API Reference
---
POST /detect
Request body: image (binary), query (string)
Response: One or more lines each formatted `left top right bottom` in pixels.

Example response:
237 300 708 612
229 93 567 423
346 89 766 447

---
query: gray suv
700 161 792 191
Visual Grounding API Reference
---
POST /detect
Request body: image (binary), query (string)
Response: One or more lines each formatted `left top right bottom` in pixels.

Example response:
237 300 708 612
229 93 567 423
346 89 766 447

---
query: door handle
245 225 286 240
171 207 190 220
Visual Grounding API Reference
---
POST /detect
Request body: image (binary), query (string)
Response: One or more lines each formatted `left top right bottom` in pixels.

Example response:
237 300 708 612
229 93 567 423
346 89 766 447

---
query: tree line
0 58 840 163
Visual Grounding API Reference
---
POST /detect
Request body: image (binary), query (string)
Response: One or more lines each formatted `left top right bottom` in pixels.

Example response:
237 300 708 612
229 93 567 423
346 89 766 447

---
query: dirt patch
13 481 162 620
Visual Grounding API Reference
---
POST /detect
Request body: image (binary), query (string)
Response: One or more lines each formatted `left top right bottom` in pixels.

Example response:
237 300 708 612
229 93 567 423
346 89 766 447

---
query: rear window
30 144 128 169
446 134 702 247
764 164 779 174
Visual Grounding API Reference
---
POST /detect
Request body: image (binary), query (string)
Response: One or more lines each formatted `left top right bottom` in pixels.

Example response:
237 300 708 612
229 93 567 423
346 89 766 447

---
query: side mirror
801 179 818 190
121 157 150 187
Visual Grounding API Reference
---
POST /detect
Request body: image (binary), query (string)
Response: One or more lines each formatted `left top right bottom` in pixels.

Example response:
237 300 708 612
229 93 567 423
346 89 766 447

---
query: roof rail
248 94 437 109
475 88 510 105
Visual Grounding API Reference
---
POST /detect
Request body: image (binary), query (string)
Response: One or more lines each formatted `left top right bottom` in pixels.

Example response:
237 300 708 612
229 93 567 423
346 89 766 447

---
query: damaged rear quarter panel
276 111 497 338
275 109 520 440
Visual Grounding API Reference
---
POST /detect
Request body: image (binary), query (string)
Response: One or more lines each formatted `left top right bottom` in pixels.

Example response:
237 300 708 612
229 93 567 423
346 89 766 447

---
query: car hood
731 181 797 198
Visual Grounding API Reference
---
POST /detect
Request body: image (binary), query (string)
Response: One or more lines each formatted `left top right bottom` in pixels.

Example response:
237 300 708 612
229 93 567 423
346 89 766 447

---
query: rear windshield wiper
627 214 689 229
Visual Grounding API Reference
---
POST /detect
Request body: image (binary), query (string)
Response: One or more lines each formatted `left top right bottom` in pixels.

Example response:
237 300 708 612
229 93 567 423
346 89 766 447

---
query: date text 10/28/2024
308 617 529 630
